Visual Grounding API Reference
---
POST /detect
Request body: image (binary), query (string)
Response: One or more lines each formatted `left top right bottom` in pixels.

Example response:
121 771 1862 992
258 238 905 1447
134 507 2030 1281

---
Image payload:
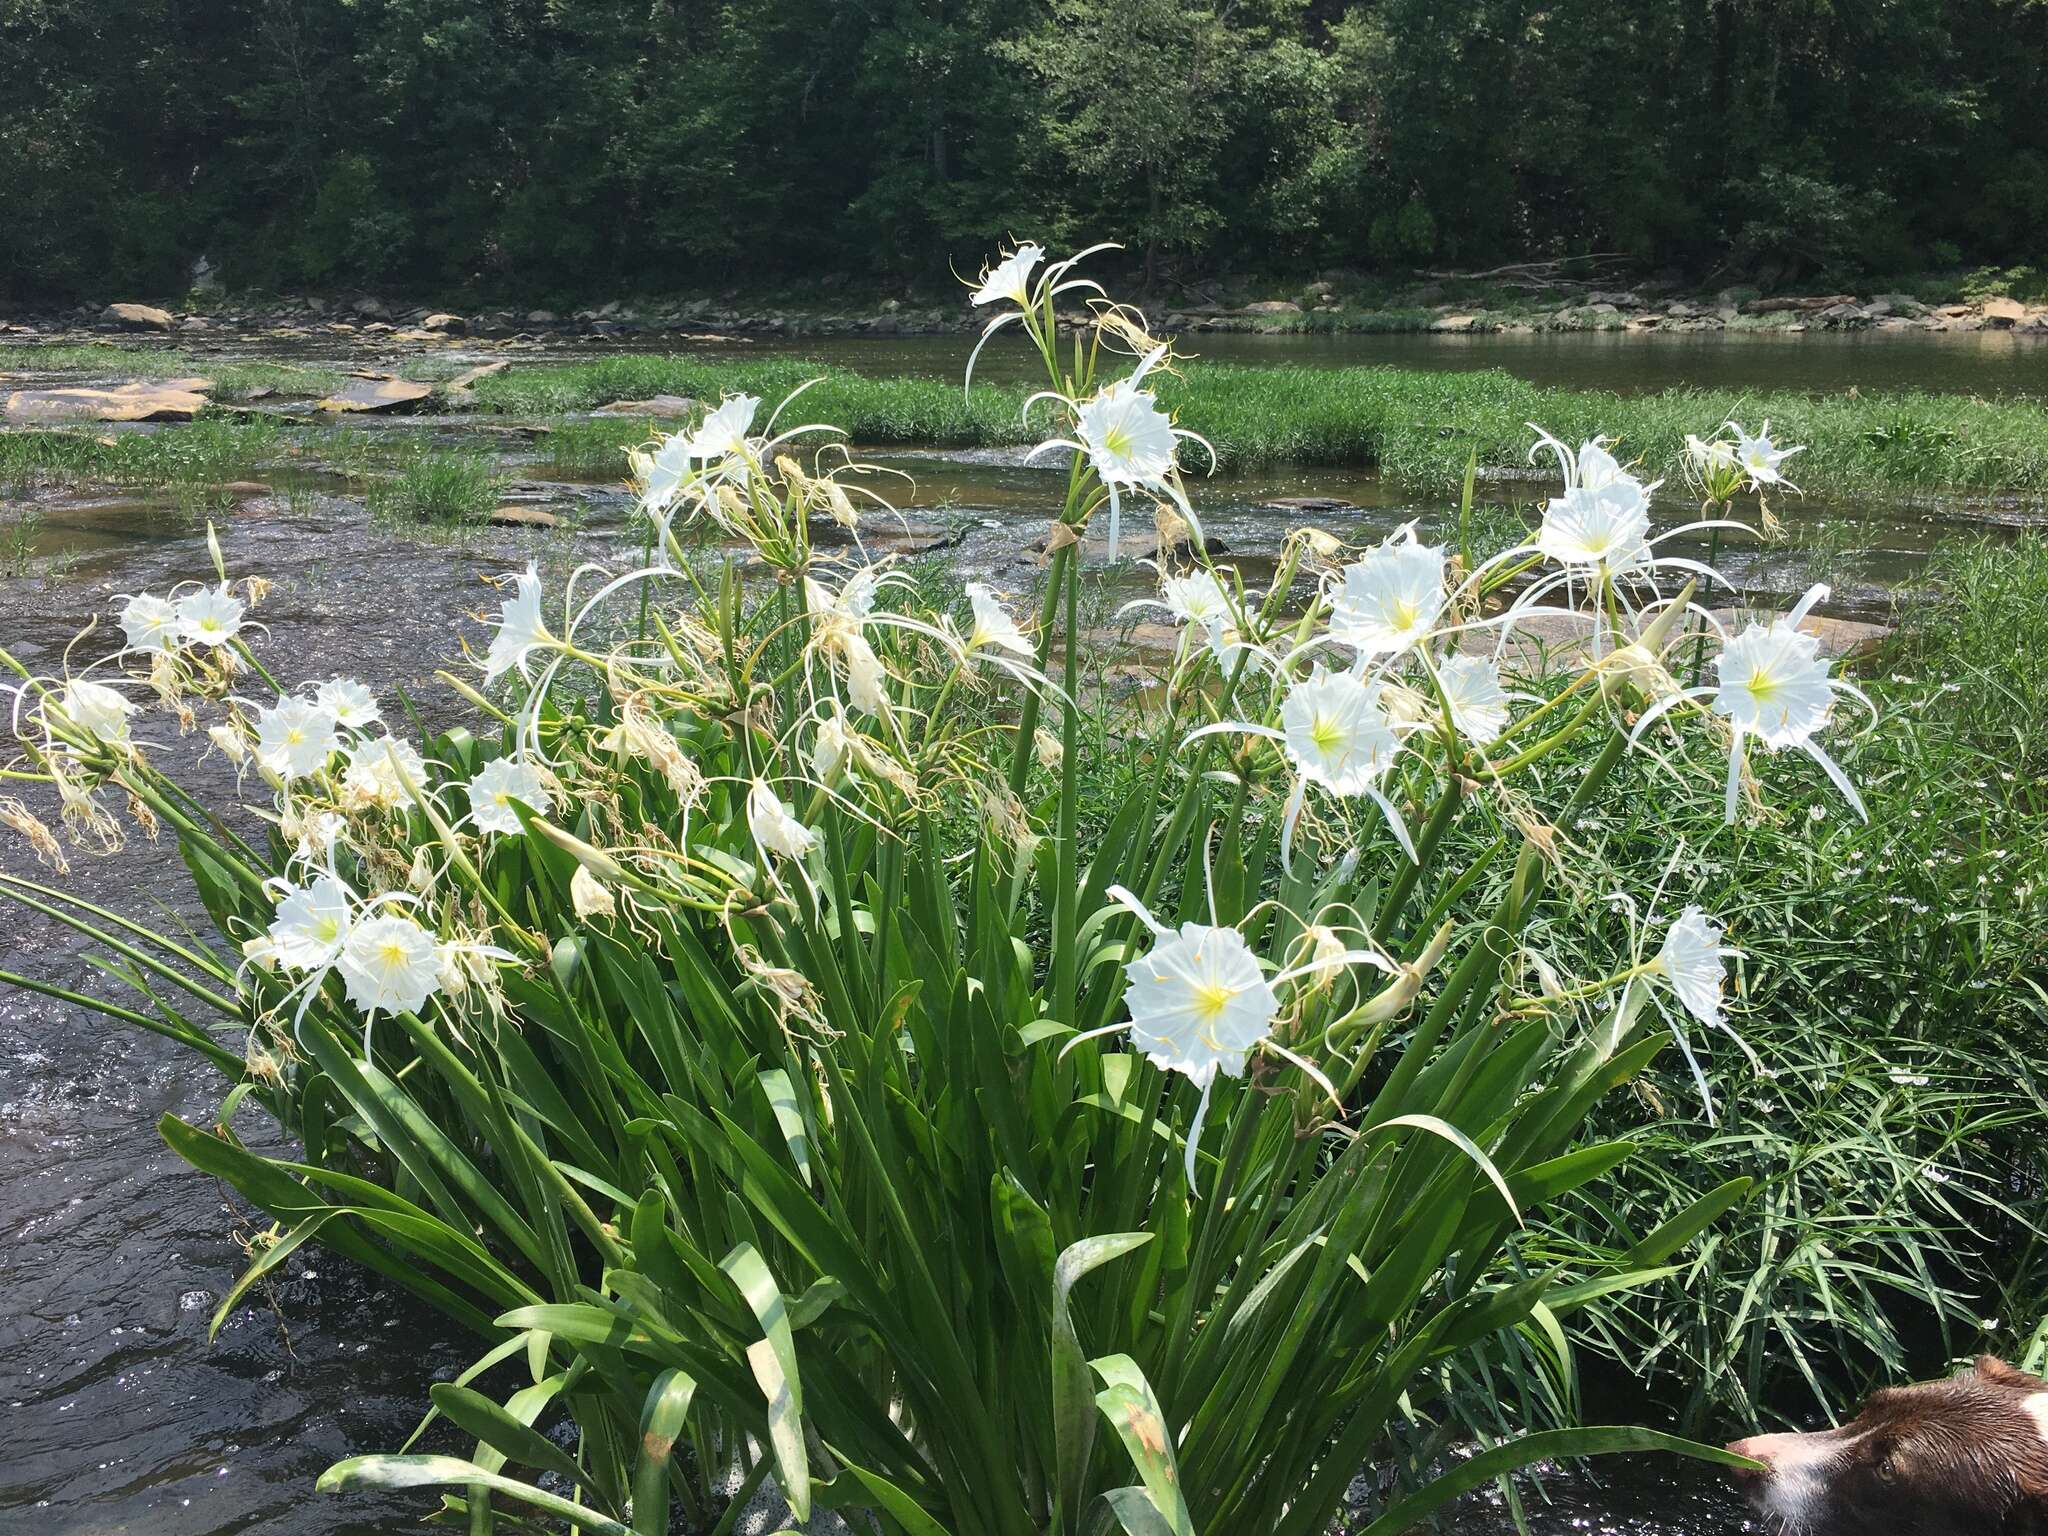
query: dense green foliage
7 0 2048 301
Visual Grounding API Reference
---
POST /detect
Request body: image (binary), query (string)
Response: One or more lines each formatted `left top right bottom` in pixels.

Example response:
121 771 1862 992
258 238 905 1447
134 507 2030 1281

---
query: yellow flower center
1309 713 1345 755
1103 425 1133 461
1189 980 1237 1021
314 916 339 943
1746 666 1781 701
1389 598 1419 632
377 940 408 970
284 727 303 746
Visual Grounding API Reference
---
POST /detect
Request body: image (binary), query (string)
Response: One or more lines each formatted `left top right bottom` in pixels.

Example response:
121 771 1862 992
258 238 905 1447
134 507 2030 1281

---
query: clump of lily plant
0 242 1875 1536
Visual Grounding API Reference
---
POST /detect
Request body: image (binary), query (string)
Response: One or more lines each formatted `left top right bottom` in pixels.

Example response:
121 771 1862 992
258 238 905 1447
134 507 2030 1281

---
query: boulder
422 312 468 335
526 309 558 325
315 376 433 414
593 395 699 418
1430 313 1481 333
1243 299 1303 315
100 302 174 332
1982 296 2028 327
352 296 389 319
5 379 213 424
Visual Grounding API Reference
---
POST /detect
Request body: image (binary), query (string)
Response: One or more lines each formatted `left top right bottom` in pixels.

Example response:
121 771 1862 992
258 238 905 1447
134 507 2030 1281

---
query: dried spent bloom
570 865 616 920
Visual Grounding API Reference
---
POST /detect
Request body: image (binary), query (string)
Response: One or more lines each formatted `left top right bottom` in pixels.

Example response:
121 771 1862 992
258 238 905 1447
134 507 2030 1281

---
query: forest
5 0 2048 302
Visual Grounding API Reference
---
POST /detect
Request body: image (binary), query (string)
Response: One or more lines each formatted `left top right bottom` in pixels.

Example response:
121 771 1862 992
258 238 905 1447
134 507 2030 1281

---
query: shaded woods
6 0 2048 303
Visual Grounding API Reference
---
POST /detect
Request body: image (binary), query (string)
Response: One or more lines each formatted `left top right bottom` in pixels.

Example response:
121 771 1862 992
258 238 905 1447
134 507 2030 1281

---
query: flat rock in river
4 378 213 423
593 394 699 418
315 376 434 414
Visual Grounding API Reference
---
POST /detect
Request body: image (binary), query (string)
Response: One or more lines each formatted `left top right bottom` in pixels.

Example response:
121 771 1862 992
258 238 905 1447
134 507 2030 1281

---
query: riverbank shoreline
15 276 2048 349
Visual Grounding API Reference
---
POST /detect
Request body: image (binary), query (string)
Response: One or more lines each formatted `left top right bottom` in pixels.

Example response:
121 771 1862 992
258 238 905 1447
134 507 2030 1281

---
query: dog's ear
1973 1356 2038 1388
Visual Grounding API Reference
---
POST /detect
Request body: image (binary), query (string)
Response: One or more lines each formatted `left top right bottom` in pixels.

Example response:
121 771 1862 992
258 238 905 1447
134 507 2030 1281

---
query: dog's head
1726 1357 2048 1533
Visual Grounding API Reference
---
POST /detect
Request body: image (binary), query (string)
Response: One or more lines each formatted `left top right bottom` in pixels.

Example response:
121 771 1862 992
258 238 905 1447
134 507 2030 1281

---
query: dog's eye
1875 1455 1899 1482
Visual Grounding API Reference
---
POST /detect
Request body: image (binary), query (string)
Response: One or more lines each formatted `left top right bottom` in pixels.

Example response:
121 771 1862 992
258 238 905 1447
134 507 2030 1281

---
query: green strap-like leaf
317 1455 631 1535
428 1383 587 1492
758 1069 815 1187
721 1242 809 1522
1090 1354 1195 1536
632 1368 697 1536
1053 1233 1152 1532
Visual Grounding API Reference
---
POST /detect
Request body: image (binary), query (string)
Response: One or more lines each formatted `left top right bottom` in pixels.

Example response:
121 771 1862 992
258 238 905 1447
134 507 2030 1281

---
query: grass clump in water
0 418 286 494
364 445 502 523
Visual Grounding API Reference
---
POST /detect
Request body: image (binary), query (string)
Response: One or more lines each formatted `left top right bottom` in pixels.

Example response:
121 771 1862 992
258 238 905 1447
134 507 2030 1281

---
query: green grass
472 354 2048 495
364 445 503 523
1475 533 2048 1430
0 342 343 401
0 417 287 492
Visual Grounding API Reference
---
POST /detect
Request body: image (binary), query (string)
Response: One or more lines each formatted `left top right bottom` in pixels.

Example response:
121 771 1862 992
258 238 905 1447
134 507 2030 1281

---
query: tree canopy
3 0 2044 300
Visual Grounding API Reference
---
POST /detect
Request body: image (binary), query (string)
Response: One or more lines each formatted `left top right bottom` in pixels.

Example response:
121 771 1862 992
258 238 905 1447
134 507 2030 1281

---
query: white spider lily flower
747 779 817 861
964 583 1033 657
465 755 552 836
341 735 428 811
843 632 891 716
53 680 137 745
1191 669 1416 866
1728 420 1804 489
1628 585 1870 824
812 708 855 784
1062 884 1390 1191
1538 479 1654 572
483 563 553 683
337 912 443 1016
1432 653 1510 744
1650 906 1733 1032
175 585 246 647
1024 346 1213 562
1122 919 1279 1090
266 874 354 973
1713 585 1867 822
254 695 339 780
1327 528 1447 657
682 394 760 462
315 677 381 730
970 242 1044 308
1159 570 1233 626
630 431 696 516
117 593 182 654
1684 434 1738 474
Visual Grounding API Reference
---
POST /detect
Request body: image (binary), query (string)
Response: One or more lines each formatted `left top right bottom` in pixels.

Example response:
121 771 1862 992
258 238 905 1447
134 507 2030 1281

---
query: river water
4 322 1998 1533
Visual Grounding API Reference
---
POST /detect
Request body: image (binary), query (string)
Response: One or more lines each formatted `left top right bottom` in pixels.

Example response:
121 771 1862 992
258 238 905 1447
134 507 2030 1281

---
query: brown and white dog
1725 1357 2048 1533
